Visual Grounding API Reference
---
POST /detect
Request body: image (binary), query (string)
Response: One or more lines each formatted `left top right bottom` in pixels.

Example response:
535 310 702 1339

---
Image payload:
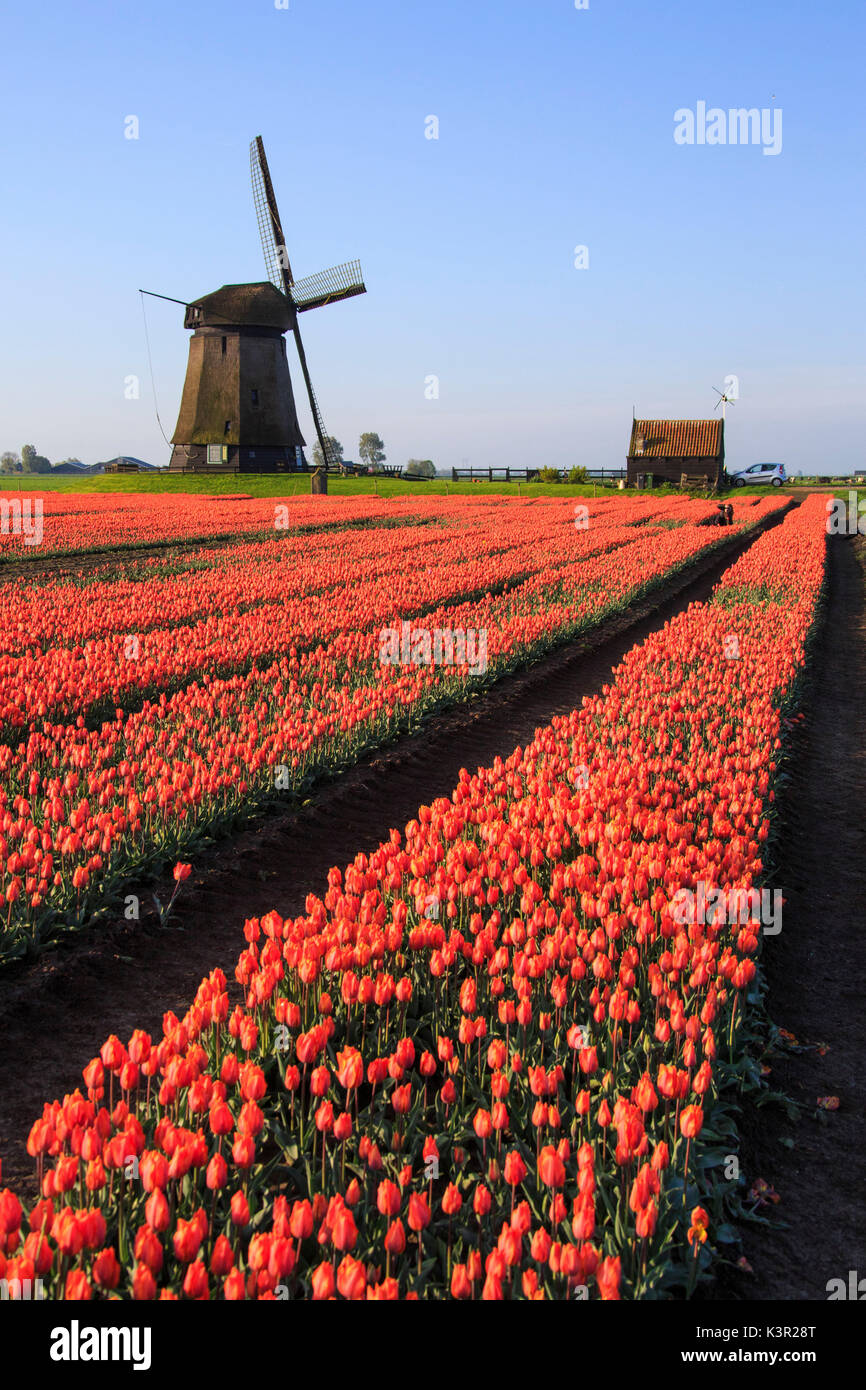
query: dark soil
719 534 866 1300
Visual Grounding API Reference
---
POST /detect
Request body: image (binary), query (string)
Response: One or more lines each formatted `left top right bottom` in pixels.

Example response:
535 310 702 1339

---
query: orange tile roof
628 419 723 459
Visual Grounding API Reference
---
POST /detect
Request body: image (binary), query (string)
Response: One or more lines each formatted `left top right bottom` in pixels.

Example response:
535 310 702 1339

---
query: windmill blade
249 135 340 472
291 260 367 313
250 136 294 293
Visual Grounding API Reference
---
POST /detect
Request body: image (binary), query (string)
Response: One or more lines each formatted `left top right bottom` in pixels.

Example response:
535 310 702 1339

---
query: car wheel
772 478 782 486
735 478 746 486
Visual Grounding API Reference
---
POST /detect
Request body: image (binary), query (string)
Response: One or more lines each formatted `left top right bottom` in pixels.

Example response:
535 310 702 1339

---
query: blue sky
0 0 862 474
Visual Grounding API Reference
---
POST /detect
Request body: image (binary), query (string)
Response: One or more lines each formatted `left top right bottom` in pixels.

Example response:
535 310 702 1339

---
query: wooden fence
450 467 627 483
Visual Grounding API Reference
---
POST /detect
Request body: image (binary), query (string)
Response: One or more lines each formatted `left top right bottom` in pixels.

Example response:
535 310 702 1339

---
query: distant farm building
101 457 161 474
51 460 93 476
627 419 724 489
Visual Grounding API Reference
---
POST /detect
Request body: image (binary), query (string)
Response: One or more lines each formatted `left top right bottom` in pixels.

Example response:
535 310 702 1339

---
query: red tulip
407 1193 430 1232
132 1262 157 1300
473 1108 492 1140
0 1190 22 1237
230 1191 250 1228
384 1219 406 1254
596 1254 621 1300
91 1247 120 1290
376 1180 401 1219
538 1146 565 1188
504 1151 527 1189
279 1200 308 1244
144 1190 169 1233
336 1254 366 1300
680 1105 704 1139
209 1235 233 1277
331 1208 358 1252
335 1047 363 1090
310 1260 335 1300
441 1183 462 1216
223 1267 246 1300
182 1260 208 1299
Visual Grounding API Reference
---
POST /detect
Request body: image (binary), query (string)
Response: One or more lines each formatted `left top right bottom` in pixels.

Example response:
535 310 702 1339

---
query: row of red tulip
0 492 402 558
0 495 827 1297
0 489 725 559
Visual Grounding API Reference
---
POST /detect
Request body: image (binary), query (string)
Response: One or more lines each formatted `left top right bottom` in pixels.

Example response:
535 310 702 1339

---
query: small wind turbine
713 385 736 420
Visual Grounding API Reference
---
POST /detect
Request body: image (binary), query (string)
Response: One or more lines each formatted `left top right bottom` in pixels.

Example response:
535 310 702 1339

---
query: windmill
165 136 365 474
249 135 366 470
712 385 736 420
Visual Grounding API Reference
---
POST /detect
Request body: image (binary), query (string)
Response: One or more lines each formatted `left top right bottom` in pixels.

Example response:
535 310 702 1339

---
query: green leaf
698 1148 736 1170
715 1223 739 1245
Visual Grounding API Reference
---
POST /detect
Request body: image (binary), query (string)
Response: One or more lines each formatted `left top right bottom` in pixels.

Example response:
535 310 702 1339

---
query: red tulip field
0 489 853 1303
0 491 786 965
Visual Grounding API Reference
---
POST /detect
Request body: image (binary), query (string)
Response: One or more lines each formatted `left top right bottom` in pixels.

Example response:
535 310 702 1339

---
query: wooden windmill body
168 137 365 473
169 282 305 471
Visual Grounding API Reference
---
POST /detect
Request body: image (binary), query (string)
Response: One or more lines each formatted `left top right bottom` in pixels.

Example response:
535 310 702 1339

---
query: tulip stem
728 996 739 1059
682 1136 691 1209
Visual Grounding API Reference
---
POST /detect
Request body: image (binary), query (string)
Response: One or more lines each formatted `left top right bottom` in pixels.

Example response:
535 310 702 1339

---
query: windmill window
251 389 259 405
224 420 231 435
221 337 227 355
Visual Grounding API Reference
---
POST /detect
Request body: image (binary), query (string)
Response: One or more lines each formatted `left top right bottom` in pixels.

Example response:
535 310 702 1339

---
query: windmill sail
291 261 366 312
249 136 365 470
250 137 293 292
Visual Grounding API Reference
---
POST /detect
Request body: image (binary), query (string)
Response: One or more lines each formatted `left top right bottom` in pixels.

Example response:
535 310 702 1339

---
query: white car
728 462 787 487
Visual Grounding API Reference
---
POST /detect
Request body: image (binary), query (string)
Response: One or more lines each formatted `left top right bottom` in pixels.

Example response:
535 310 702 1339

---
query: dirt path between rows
721 533 866 1301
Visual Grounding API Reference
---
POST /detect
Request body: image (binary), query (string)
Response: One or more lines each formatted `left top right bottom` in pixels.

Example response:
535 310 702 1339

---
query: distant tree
311 435 343 470
18 445 51 473
1 451 21 474
405 458 436 479
359 432 386 472
568 465 589 483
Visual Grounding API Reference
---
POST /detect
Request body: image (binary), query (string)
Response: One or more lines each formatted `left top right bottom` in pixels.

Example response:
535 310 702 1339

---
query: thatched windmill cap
184 282 294 331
